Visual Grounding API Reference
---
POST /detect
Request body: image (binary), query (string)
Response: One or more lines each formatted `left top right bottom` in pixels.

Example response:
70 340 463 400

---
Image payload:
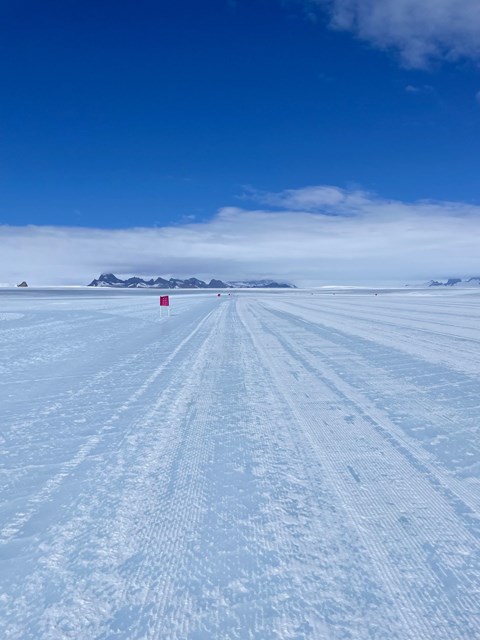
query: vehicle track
239 298 480 639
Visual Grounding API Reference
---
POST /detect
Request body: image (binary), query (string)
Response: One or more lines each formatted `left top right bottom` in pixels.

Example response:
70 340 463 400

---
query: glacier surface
0 288 479 639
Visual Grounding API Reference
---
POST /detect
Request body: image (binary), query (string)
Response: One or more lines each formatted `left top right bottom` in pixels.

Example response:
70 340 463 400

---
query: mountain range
88 273 296 289
428 277 480 287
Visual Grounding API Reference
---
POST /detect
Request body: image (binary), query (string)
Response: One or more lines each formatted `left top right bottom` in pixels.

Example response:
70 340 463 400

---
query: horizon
3 272 480 290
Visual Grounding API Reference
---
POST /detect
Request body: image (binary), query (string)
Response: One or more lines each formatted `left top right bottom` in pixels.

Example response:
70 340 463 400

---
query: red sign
159 296 170 306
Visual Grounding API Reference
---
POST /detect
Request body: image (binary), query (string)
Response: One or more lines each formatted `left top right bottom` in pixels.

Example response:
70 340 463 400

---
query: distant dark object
217 293 221 297
17 281 28 287
88 273 296 289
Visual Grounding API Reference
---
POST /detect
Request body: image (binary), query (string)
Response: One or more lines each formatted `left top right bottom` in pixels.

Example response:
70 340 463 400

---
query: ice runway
1 289 479 639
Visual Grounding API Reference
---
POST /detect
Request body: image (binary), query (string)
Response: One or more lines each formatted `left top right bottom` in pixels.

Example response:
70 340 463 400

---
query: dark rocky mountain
428 277 480 287
88 273 295 289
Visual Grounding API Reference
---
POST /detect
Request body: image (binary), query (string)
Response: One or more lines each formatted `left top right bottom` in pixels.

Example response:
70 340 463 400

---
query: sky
1 0 480 285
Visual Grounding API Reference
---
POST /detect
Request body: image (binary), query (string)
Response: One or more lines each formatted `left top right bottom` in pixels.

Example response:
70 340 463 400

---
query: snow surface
1 288 479 639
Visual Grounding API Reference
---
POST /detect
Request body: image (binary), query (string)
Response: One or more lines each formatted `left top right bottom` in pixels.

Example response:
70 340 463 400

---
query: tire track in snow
0 306 217 547
259 301 480 511
236 303 419 639
25 302 228 639
121 304 229 640
282 297 480 377
240 299 480 640
174 302 407 639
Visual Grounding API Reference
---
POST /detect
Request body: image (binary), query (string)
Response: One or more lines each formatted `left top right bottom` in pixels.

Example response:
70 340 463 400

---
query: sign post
159 295 170 318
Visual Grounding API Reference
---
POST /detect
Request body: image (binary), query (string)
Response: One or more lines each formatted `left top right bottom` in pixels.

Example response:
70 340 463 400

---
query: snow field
0 289 479 638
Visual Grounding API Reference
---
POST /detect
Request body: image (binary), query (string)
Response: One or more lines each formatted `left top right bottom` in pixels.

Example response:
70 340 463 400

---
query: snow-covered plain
1 288 479 639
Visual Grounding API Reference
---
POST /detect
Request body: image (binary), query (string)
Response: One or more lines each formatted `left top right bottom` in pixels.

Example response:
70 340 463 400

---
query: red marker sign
159 296 170 306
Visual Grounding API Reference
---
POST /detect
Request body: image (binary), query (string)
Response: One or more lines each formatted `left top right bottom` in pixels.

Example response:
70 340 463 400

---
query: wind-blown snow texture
1 288 479 639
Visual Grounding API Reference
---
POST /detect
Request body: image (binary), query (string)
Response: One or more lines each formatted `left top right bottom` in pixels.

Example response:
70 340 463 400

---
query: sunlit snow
1 288 479 639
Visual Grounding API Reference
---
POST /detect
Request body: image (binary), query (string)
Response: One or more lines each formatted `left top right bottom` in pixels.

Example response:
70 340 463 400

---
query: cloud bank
2 186 480 287
309 0 480 67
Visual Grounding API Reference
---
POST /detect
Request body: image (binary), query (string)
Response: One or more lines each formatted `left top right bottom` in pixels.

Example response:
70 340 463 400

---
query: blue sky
1 0 480 284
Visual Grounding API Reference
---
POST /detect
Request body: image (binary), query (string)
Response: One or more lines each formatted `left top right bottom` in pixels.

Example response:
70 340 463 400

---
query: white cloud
250 185 372 213
309 0 480 67
2 186 480 287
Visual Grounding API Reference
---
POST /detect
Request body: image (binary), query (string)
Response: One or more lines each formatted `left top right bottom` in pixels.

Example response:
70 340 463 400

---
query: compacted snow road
1 289 479 639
